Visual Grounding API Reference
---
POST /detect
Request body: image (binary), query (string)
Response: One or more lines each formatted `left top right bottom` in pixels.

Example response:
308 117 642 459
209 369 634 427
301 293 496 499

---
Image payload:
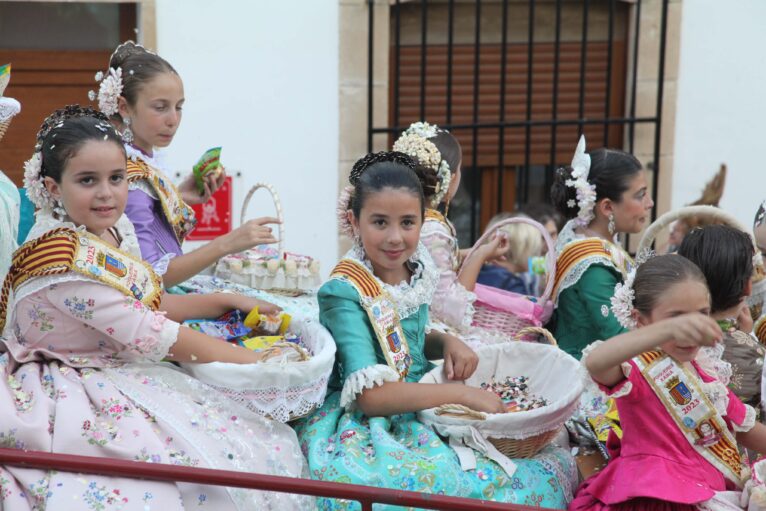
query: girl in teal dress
550 137 654 360
295 151 577 510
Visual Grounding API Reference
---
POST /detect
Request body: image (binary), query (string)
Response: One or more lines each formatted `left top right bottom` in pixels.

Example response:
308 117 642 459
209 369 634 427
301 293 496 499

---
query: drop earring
54 198 66 219
608 213 616 237
122 117 134 144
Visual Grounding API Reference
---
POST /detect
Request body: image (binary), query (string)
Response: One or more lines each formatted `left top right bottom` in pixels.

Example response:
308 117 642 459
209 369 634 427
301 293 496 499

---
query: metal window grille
367 0 669 244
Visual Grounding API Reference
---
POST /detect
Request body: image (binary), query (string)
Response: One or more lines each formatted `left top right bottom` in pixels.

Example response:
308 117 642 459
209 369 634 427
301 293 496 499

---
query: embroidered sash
330 259 412 379
127 158 197 243
0 227 163 332
754 315 766 345
552 238 632 301
634 350 744 487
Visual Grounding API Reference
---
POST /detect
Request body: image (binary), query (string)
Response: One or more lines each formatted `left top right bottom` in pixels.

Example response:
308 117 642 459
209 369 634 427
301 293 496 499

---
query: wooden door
0 3 136 185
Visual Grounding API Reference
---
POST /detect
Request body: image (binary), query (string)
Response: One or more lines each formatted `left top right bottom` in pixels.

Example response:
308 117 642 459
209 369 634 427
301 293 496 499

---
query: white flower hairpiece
22 152 55 212
337 185 355 238
88 67 123 117
611 268 637 329
404 121 439 139
566 135 597 228
393 132 452 207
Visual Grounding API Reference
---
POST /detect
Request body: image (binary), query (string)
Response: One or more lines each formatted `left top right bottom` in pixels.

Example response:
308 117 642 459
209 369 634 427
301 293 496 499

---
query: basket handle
515 326 558 346
637 205 752 256
458 217 557 303
240 183 285 254
434 403 487 420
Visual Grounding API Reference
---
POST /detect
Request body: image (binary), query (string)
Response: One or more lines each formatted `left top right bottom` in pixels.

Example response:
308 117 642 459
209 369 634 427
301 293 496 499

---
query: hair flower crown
394 122 452 207
567 135 597 227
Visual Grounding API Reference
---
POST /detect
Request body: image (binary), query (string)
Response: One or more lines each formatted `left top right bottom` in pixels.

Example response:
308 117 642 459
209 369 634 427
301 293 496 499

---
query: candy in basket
183 312 336 422
418 329 582 471
461 218 556 340
214 183 321 293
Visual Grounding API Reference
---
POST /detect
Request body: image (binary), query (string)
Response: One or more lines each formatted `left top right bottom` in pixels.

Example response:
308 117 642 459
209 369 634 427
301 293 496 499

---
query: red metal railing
0 447 557 510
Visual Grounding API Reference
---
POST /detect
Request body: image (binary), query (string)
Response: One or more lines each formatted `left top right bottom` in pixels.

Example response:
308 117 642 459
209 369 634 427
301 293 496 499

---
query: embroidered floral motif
99 397 133 421
0 428 26 449
64 296 96 320
28 304 54 332
0 474 12 499
8 374 33 412
600 304 609 318
82 481 129 511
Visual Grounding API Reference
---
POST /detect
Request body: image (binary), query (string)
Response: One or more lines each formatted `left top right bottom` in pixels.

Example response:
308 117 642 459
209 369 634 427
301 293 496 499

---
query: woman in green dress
295 151 577 510
550 137 654 360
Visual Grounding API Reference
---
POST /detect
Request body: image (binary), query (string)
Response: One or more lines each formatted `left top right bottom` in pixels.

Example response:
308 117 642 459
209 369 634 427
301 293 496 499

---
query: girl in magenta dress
572 254 766 511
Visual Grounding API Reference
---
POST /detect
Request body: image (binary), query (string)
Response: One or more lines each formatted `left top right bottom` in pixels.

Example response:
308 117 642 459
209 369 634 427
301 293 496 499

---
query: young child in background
477 212 545 296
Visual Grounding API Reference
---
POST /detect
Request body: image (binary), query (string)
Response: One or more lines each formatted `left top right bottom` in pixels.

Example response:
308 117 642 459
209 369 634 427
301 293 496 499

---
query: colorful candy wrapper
244 307 291 335
184 310 250 341
193 146 222 194
241 336 283 351
528 256 547 276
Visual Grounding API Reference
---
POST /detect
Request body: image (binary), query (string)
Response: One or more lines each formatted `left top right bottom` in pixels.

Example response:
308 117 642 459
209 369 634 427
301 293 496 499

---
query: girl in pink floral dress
572 254 766 511
0 106 311 510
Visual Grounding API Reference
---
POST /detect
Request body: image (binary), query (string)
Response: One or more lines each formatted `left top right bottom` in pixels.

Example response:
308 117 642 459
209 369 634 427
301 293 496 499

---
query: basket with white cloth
183 316 336 423
418 329 582 462
214 183 321 293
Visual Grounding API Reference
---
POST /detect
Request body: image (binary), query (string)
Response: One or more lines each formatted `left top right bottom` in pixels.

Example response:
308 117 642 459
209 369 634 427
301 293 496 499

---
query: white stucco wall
153 0 339 275
672 0 766 228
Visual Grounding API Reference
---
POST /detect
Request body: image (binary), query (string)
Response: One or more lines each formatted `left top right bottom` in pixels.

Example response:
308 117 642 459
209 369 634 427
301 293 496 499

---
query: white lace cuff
733 404 757 433
340 364 399 409
581 340 633 398
152 252 175 276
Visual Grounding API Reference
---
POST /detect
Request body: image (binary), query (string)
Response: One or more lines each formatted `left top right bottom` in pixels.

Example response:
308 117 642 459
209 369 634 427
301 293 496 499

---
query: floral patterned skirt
294 391 577 510
0 356 312 510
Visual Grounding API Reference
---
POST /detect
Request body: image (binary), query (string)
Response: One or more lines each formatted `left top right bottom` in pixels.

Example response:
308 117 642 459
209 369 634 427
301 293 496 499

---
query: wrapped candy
193 146 222 194
480 375 549 413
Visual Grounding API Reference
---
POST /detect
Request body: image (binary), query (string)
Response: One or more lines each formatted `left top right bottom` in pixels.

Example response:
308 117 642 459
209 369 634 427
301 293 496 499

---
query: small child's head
677 225 754 314
551 146 652 234
393 122 463 208
484 212 543 272
106 41 182 151
348 151 424 275
31 105 127 235
632 254 710 362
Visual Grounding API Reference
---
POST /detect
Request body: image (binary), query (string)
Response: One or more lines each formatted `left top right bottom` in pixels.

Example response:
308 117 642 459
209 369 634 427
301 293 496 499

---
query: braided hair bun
349 151 417 185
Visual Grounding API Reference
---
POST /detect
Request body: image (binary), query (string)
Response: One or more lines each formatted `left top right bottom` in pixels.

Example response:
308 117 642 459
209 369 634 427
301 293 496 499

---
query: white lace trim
732 404 757 433
124 143 170 173
152 252 174 276
0 97 20 122
343 242 438 319
580 340 633 398
696 343 733 386
154 317 180 362
700 379 730 417
339 364 399 409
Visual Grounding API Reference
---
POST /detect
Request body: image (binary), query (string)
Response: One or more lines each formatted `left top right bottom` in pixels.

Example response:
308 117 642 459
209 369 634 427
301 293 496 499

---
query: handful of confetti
480 375 549 413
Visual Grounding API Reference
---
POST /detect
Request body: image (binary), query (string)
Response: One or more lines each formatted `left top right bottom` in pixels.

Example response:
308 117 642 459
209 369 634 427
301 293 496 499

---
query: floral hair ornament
393 130 452 207
566 135 597 228
23 105 116 214
88 66 123 117
610 268 637 329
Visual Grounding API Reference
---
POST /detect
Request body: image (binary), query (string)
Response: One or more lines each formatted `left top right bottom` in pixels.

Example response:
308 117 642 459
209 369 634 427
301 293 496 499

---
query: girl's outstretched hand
460 386 506 414
216 217 281 255
477 231 509 264
442 334 479 381
668 313 722 347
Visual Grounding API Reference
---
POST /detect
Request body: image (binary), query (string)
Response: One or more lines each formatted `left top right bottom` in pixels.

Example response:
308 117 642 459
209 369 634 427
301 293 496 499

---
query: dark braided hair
349 151 425 218
37 105 125 183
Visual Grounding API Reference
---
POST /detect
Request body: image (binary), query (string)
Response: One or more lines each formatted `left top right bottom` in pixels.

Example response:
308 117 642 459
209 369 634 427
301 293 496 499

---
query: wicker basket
214 183 320 292
419 328 581 459
459 217 556 339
